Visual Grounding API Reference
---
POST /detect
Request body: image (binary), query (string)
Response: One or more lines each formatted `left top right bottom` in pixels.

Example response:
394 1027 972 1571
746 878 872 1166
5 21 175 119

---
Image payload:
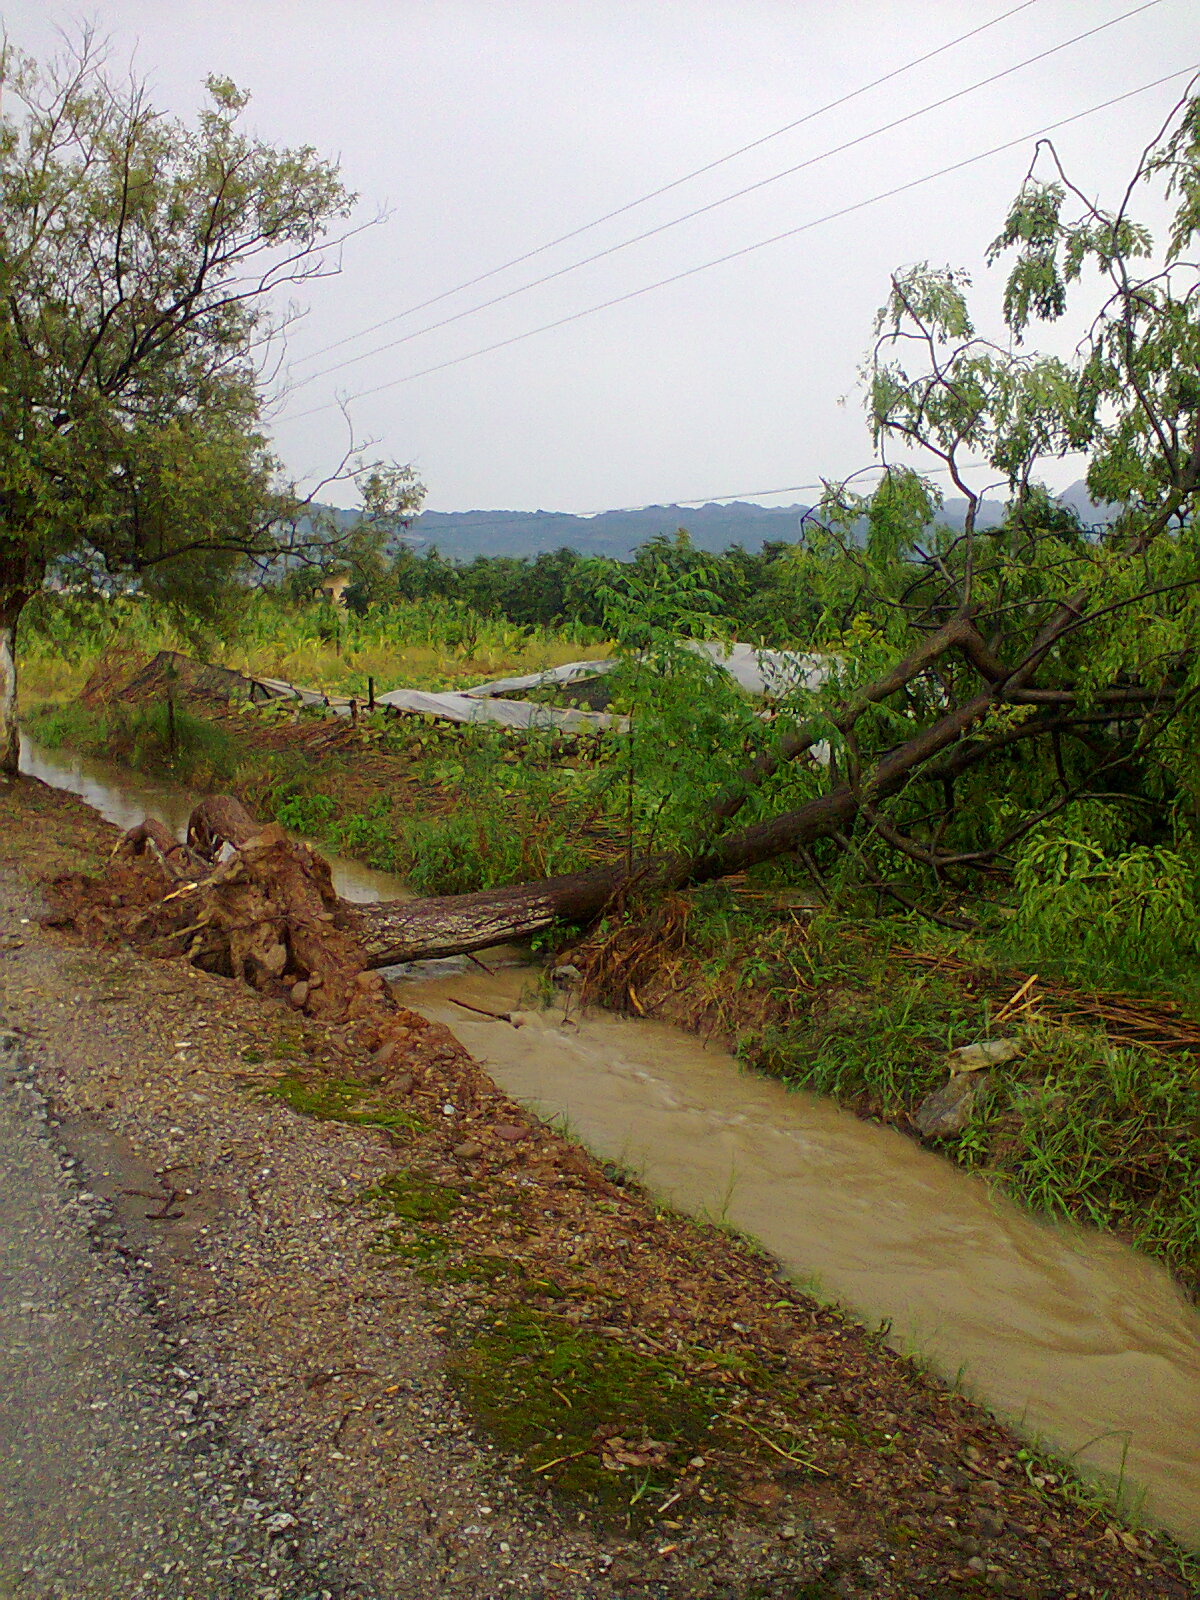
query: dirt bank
1 773 1197 1597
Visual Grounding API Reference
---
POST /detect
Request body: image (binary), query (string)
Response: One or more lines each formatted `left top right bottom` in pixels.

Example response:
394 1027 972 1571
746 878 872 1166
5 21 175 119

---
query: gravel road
0 1027 337 1600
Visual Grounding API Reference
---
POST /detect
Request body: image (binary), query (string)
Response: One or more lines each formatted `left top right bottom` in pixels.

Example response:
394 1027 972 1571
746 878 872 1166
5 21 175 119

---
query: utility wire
582 461 1010 517
288 0 1159 394
285 64 1196 427
289 0 1048 370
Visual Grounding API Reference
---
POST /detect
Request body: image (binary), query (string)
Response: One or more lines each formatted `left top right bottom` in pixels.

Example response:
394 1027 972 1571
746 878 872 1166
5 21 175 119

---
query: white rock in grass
947 1038 1022 1075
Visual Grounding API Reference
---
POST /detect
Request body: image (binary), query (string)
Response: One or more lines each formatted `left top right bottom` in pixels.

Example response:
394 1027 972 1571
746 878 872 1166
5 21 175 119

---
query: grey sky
4 1 1197 512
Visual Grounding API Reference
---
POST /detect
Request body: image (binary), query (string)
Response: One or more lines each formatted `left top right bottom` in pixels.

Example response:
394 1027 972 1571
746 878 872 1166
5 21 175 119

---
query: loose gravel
0 1023 343 1600
0 869 626 1597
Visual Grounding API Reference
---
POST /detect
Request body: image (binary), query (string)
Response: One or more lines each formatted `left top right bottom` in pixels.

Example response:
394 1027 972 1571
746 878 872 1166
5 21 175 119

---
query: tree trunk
352 785 863 967
351 685 997 967
0 604 18 778
352 864 631 966
0 540 37 777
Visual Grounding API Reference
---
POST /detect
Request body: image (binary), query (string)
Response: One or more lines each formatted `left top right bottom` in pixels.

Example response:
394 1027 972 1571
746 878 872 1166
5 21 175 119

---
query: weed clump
261 1074 426 1132
448 1307 726 1519
961 1022 1200 1284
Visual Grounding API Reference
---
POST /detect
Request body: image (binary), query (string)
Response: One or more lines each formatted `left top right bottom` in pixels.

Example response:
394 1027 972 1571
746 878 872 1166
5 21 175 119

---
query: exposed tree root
187 794 263 857
49 818 394 1030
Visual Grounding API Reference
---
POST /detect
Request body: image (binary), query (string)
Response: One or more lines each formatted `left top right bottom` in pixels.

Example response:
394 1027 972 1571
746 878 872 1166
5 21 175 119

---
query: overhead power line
287 0 1162 397
582 461 1014 517
289 0 1049 371
284 64 1197 427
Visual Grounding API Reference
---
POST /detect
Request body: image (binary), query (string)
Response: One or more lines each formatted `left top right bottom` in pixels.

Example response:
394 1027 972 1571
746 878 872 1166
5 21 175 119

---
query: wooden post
164 654 179 755
367 676 375 710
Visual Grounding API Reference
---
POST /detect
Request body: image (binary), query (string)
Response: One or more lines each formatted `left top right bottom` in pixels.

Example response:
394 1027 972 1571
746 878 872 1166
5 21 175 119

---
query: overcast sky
4 1 1197 512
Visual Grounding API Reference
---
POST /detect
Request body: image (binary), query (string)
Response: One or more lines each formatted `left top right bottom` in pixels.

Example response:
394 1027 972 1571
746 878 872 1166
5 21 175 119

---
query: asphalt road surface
0 1030 334 1600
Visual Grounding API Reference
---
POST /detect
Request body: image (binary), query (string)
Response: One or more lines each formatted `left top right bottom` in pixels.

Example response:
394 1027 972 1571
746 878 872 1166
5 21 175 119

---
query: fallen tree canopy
42 557 1199 982
367 102 1200 964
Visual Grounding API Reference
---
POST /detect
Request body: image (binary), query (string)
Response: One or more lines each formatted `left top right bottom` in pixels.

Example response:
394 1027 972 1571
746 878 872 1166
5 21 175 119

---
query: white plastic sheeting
684 642 830 697
464 644 831 701
249 640 829 737
249 667 621 733
462 659 615 699
374 686 625 735
250 674 353 710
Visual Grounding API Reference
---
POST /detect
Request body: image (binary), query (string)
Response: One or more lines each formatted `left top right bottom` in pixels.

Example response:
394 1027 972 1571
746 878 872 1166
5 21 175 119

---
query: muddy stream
19 736 1200 1548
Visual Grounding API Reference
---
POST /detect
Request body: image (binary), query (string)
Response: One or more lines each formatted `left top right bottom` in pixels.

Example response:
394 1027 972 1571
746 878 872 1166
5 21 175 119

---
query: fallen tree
48 94 1200 981
155 627 1168 976
349 662 990 965
352 96 1200 963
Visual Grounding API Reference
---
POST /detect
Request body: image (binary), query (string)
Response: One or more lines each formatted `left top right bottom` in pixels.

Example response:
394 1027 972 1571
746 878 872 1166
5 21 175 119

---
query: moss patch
260 1073 426 1132
363 1169 465 1224
448 1306 735 1521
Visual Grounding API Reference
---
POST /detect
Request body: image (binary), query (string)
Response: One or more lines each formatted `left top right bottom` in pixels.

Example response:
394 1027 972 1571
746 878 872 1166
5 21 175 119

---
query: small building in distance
317 571 352 607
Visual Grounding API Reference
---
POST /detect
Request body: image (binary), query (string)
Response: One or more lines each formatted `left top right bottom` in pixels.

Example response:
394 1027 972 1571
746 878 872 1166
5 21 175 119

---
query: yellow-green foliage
19 589 608 707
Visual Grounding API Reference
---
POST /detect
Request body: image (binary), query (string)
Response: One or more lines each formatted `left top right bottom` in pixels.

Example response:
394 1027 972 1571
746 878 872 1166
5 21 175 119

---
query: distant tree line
284 529 827 645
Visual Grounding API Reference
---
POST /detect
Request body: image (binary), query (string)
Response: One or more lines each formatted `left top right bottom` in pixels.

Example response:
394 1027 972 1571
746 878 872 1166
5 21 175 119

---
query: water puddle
17 737 402 904
19 735 1200 1545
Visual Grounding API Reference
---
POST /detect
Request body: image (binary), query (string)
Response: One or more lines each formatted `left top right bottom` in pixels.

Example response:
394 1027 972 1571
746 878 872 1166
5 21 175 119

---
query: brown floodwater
18 737 405 904
20 735 1200 1547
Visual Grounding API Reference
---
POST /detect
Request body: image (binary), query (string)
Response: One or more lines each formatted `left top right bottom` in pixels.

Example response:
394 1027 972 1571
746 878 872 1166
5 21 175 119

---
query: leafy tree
362 81 1200 968
744 86 1200 931
0 28 414 770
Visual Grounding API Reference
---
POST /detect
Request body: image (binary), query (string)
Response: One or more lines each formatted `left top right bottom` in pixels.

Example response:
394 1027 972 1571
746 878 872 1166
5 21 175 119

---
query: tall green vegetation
332 530 824 644
19 586 601 710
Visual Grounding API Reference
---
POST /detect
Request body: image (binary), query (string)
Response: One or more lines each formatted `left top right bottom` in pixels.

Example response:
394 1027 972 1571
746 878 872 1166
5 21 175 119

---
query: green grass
447 1305 732 1520
264 722 612 890
29 698 244 789
26 692 614 892
259 1074 427 1132
674 905 1200 1297
959 1022 1200 1280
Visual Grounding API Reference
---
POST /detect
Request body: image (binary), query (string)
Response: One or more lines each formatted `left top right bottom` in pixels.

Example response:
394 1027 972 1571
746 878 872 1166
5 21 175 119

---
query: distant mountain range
314 481 1114 562
410 501 815 559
